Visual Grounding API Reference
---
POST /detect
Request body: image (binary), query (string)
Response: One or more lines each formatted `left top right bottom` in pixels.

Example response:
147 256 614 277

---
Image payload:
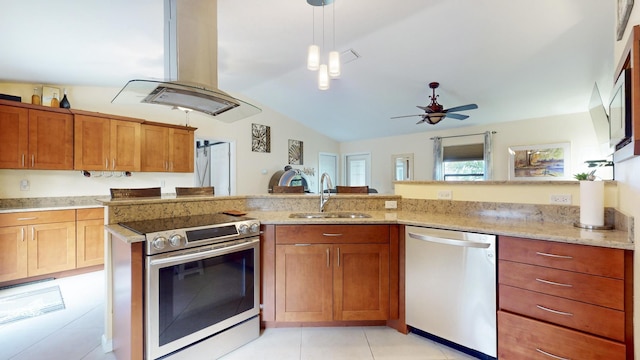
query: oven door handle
148 238 259 267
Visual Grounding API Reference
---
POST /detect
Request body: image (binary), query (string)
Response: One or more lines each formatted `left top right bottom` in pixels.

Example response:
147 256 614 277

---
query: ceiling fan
391 82 478 125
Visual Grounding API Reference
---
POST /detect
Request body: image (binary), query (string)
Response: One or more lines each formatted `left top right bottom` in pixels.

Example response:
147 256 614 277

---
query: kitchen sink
289 212 372 219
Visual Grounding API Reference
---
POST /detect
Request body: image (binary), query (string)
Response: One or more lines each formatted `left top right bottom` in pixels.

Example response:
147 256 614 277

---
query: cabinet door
74 115 111 170
0 105 29 169
27 222 76 276
110 120 141 171
275 245 333 322
169 128 194 172
28 109 74 170
140 124 169 171
0 226 28 282
76 218 104 268
333 244 390 321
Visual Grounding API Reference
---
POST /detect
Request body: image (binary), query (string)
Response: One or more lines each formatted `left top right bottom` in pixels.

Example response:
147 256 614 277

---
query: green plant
574 170 596 181
574 173 589 180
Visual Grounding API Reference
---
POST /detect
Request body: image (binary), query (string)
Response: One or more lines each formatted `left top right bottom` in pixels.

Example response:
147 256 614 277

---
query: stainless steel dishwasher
405 226 496 359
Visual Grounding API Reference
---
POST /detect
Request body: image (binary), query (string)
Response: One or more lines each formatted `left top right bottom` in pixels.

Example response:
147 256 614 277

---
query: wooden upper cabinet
74 114 111 170
28 110 74 170
110 120 141 171
0 105 28 168
141 124 194 172
140 124 169 172
0 104 73 170
74 115 141 171
170 128 194 172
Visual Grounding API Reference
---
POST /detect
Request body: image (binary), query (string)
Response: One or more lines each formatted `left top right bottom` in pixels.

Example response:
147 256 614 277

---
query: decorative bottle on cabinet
59 89 70 109
50 92 59 107
31 88 41 105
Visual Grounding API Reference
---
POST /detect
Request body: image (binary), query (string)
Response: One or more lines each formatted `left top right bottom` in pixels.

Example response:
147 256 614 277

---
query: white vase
579 181 604 226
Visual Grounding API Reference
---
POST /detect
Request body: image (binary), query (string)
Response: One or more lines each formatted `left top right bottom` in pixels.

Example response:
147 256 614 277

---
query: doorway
195 138 236 196
318 152 338 192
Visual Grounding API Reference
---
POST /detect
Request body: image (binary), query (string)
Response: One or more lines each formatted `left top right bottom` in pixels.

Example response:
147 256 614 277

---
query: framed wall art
508 142 571 180
288 139 303 165
251 123 271 152
617 0 634 40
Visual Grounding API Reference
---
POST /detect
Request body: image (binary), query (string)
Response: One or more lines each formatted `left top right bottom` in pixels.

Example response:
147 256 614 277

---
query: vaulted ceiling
0 0 615 142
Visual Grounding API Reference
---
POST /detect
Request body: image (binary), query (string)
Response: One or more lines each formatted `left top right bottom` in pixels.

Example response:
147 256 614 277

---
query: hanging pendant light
306 0 339 88
329 51 340 77
328 0 340 77
307 5 319 70
318 64 330 90
307 45 320 71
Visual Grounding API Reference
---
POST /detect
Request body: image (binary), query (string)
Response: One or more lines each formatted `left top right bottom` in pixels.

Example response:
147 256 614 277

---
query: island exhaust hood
112 0 260 122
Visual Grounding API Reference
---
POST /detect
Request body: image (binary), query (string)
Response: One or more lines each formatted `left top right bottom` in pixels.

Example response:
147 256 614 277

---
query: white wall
340 112 602 194
0 83 339 197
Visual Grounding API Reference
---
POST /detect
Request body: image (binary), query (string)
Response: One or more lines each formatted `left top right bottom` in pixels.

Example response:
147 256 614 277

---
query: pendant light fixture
306 0 339 90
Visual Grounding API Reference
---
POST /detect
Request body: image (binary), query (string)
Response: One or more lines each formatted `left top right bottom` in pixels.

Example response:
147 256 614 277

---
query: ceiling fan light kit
306 0 340 90
391 82 478 125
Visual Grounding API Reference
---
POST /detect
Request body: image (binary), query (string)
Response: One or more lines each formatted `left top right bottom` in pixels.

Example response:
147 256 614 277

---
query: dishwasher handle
408 232 491 249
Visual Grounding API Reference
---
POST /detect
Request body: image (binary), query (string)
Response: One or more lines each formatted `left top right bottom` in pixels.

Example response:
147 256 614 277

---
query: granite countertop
0 196 104 214
105 210 633 250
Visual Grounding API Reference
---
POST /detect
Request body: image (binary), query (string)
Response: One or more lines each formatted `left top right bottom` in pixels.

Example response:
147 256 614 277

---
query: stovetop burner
119 213 253 235
119 213 260 256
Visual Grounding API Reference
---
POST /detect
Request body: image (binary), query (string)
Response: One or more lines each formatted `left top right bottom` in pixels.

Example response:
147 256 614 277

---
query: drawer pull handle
536 251 573 259
536 348 571 360
17 217 38 221
536 305 573 317
294 244 311 246
322 233 343 237
535 278 573 288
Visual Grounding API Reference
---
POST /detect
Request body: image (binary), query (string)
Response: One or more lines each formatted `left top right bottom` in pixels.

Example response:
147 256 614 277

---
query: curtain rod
430 131 496 140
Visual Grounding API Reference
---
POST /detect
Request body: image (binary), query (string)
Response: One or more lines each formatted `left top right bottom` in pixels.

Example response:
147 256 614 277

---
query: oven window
156 248 255 346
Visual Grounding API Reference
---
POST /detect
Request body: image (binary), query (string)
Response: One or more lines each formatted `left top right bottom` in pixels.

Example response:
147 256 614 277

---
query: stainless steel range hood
112 0 260 122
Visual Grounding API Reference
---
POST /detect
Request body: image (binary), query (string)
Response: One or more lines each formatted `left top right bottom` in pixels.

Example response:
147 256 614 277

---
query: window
443 144 485 181
432 131 494 181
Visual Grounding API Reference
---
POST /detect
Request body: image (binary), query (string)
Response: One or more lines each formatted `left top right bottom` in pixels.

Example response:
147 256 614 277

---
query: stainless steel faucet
319 172 333 212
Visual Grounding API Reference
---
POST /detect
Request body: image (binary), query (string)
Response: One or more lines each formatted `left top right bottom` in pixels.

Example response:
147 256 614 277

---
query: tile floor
0 271 478 360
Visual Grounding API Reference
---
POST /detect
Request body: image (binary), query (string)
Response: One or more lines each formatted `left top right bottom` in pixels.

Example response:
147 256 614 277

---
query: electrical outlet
385 201 397 209
550 194 572 205
20 179 30 191
437 190 452 200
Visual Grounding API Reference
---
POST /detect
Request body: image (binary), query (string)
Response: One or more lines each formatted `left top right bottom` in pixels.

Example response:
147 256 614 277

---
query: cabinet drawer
499 236 624 279
76 207 104 221
275 225 389 244
499 260 623 310
498 311 626 359
0 210 76 227
499 284 625 341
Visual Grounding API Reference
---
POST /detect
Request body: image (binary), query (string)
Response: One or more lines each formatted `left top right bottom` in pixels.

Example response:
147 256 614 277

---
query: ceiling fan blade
444 104 478 113
445 113 469 120
391 114 423 119
416 105 435 113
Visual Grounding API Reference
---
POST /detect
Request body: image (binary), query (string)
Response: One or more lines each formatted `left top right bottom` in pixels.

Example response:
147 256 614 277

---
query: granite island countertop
105 209 633 250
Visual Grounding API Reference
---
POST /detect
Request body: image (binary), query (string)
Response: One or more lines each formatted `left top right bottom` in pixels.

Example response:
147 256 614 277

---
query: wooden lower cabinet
0 226 28 282
275 243 389 322
76 208 105 268
498 236 633 359
498 311 626 359
0 208 105 284
27 221 76 276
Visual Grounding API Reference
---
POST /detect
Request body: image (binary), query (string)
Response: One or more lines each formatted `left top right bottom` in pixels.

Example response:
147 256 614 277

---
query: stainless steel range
120 213 261 360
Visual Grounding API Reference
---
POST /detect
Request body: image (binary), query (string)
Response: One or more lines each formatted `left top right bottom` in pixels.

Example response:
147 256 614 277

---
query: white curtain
432 136 443 180
483 131 493 180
